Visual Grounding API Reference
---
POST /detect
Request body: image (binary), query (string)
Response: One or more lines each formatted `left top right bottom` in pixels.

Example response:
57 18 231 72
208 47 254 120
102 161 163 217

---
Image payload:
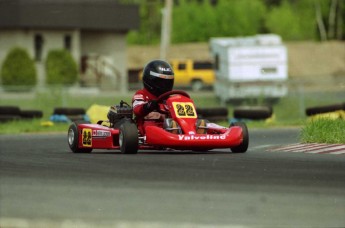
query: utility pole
160 0 172 60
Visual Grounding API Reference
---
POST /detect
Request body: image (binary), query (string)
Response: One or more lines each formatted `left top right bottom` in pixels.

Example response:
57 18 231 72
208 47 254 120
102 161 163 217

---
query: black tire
54 107 86 115
233 106 272 120
119 121 138 154
20 110 43 119
305 103 343 116
0 106 21 115
67 121 92 153
230 122 249 153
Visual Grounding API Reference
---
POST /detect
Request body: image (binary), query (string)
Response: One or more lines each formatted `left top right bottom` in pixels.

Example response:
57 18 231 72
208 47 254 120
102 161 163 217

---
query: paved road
1 128 344 227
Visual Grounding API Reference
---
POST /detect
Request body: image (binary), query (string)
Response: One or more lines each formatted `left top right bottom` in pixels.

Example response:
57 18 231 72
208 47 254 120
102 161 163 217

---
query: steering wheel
156 90 190 114
157 90 190 103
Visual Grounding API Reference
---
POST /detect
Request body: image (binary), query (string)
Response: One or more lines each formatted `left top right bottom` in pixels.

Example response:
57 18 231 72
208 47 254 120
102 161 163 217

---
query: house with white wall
0 0 139 92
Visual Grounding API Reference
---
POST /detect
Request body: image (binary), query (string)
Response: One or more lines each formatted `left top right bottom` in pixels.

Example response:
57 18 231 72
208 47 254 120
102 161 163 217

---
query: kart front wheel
230 122 249 153
68 121 92 153
119 121 138 154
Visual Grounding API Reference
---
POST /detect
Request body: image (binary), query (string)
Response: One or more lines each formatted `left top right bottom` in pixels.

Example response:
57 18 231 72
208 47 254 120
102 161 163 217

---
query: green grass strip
0 119 69 134
300 118 345 144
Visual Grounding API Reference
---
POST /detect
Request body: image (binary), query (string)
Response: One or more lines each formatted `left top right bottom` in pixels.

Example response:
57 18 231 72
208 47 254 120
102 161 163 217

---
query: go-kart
67 90 249 154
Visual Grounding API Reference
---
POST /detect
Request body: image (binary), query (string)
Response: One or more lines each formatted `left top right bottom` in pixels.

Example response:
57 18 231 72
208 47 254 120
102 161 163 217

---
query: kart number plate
82 128 92 147
172 102 197 118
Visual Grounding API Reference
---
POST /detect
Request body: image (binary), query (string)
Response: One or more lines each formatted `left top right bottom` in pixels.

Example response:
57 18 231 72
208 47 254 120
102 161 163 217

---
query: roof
0 0 139 32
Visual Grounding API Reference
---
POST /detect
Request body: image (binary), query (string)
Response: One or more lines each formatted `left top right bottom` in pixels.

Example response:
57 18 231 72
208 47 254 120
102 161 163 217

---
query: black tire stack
233 106 273 120
0 106 43 123
305 103 345 117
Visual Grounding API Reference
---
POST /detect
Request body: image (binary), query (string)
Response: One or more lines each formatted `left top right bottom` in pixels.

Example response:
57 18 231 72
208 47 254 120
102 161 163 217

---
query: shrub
0 47 37 89
45 49 78 85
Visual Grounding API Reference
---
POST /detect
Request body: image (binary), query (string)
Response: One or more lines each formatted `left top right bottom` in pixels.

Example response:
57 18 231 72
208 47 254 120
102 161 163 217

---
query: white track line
267 144 345 155
305 145 345 154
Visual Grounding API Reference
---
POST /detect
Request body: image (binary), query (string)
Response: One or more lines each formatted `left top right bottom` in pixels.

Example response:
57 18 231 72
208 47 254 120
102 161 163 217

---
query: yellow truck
138 59 215 91
170 59 215 91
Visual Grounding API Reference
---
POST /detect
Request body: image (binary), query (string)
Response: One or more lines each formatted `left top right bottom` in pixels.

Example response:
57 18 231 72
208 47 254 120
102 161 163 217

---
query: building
0 0 139 92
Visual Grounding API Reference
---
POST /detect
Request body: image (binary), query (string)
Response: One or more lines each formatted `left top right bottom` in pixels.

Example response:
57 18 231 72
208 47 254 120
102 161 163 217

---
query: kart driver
132 60 173 126
132 59 224 135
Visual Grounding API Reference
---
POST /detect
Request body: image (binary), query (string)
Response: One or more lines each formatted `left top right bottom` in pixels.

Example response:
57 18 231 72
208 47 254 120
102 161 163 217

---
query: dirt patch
287 41 345 79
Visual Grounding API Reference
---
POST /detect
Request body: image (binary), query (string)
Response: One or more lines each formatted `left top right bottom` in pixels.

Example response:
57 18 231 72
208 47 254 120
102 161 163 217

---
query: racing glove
143 100 159 113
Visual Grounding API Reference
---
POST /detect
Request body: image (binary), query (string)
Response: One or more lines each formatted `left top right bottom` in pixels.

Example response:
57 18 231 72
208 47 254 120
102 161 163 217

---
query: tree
215 0 267 37
127 0 163 44
172 0 267 43
265 0 316 40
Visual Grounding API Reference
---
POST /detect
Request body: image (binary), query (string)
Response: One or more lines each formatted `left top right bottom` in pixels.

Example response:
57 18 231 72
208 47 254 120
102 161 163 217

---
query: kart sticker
178 135 226 140
172 102 197 118
92 130 111 138
82 128 92 147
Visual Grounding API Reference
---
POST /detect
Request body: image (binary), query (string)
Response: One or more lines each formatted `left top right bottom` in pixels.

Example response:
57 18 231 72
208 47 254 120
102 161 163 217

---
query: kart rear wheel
119 121 138 154
230 122 249 153
68 121 92 153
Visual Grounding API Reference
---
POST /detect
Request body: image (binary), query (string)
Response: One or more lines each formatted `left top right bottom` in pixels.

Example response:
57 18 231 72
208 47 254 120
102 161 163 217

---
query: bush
0 47 37 89
45 49 78 85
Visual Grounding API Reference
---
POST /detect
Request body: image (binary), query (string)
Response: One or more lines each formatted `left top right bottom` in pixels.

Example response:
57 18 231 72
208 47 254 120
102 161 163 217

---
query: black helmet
142 60 174 97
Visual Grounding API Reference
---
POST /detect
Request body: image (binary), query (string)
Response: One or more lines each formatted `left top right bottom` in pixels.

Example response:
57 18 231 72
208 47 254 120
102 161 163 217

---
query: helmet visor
152 77 174 95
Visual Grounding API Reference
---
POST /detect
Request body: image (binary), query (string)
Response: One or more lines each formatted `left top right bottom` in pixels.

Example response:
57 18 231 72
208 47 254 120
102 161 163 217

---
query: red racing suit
132 88 164 135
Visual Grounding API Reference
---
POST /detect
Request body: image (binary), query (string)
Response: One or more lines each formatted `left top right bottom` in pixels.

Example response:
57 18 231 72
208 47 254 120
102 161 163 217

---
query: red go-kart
67 90 249 154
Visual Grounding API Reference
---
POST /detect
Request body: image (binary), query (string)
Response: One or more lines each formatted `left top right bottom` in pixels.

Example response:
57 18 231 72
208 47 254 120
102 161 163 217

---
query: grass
0 119 69 134
300 118 345 144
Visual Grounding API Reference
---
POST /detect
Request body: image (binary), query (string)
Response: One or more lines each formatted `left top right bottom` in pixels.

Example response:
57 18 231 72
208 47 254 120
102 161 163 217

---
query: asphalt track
0 128 344 227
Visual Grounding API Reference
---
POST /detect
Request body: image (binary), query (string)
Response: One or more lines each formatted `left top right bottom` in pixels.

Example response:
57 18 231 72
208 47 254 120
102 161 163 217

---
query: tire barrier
233 106 273 120
196 107 228 122
305 103 345 116
0 106 21 115
20 110 43 119
0 106 43 122
53 107 86 116
51 107 89 123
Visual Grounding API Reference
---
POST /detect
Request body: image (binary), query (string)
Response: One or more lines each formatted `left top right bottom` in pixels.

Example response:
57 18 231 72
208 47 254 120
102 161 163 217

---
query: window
193 61 213 70
34 34 44 61
64 35 72 51
178 63 186 70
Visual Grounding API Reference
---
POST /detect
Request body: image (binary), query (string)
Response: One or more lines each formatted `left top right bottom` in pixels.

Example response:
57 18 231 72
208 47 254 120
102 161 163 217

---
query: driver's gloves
143 100 159 113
